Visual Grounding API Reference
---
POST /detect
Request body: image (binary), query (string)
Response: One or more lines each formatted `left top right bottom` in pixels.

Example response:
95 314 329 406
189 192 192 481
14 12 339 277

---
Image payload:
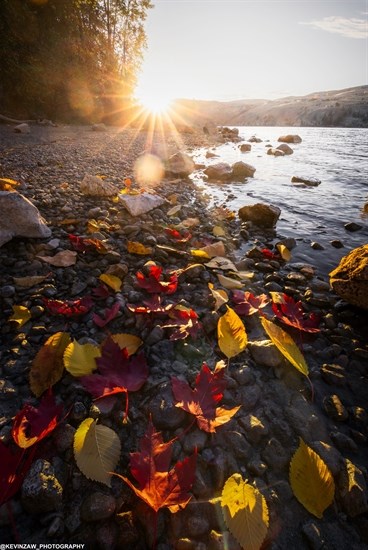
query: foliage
217 306 248 359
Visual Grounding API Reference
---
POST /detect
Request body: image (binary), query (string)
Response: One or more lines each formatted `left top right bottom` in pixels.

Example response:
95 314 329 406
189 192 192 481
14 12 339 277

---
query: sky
136 0 368 103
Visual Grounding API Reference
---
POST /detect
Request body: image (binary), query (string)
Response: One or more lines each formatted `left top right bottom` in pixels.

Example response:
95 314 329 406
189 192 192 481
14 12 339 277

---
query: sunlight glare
136 90 173 115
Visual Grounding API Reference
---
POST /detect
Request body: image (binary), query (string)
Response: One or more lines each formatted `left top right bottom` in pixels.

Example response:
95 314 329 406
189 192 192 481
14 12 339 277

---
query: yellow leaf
191 249 210 259
260 317 309 376
8 305 31 328
208 283 228 311
74 418 121 487
218 307 247 359
63 341 100 377
30 332 71 397
0 177 19 186
127 241 153 255
109 333 143 355
13 274 50 288
167 205 182 216
221 474 269 550
269 291 285 304
99 273 122 292
230 270 255 281
217 273 243 289
289 438 335 518
213 225 226 237
0 177 19 191
37 250 77 267
276 244 291 261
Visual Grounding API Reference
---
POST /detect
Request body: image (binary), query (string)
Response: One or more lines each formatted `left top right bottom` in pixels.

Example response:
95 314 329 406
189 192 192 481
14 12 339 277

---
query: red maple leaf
165 228 192 244
12 391 64 449
136 265 178 294
93 301 120 327
43 296 93 317
162 305 201 340
127 294 174 315
116 417 197 513
0 441 36 506
80 336 148 400
261 248 279 260
271 293 320 333
232 290 269 316
91 283 111 299
68 234 108 254
171 362 240 433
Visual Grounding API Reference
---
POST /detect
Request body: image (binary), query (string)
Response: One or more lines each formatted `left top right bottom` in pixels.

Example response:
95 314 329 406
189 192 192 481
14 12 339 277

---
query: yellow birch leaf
208 282 228 311
109 333 143 355
8 305 31 328
260 317 309 376
218 306 247 359
63 341 100 377
276 244 291 261
30 332 71 397
217 273 243 289
74 418 121 487
289 438 335 518
99 273 122 292
221 474 269 550
191 249 210 259
213 225 226 237
127 241 153 255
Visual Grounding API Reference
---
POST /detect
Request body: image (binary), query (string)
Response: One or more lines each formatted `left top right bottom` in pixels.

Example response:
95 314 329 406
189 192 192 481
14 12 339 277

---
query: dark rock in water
276 143 293 155
238 203 281 228
311 241 324 250
344 222 362 232
231 160 256 179
330 244 368 309
204 162 232 181
330 240 344 248
291 175 321 186
248 136 262 143
239 143 251 152
278 134 302 143
267 147 285 156
205 150 218 158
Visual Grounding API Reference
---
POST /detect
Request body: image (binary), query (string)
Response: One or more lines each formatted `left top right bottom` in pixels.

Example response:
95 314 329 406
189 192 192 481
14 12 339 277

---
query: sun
136 90 173 115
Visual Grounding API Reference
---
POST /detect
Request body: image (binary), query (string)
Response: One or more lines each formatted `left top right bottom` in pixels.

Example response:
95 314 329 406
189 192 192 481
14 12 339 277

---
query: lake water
192 126 368 278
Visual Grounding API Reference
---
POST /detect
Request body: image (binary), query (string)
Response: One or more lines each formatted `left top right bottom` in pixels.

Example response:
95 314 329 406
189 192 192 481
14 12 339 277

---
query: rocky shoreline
0 124 367 549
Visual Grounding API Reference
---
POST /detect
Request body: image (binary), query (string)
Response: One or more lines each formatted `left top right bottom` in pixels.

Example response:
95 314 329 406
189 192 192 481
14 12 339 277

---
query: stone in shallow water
0 191 51 247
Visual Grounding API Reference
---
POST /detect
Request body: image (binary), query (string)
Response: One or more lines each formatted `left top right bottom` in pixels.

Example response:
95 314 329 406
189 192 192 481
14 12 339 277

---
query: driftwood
0 114 56 126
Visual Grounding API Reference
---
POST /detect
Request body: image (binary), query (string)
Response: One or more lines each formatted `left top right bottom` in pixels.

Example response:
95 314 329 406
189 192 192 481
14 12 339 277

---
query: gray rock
149 382 187 430
337 459 368 517
276 143 293 155
80 174 117 197
248 339 283 367
232 365 255 385
236 384 261 410
0 191 51 247
238 414 268 443
119 192 166 216
291 175 321 186
91 123 107 131
165 152 195 177
231 161 256 179
310 441 343 476
182 430 208 454
204 162 233 181
22 459 63 514
262 438 289 471
81 492 116 522
14 123 30 134
238 203 281 228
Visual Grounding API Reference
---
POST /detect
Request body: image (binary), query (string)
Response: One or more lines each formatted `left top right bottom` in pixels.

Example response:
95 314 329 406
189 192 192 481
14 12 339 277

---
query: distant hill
171 86 368 128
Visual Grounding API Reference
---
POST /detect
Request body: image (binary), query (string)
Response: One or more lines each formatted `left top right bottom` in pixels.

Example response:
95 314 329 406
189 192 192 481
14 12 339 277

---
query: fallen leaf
109 333 143 356
208 283 229 311
260 317 309 376
43 296 93 317
8 305 31 328
162 305 202 341
221 474 269 550
276 243 291 261
127 241 153 255
12 391 63 449
37 250 77 267
93 302 121 327
261 248 279 260
30 332 71 397
0 441 35 507
68 234 109 254
63 340 100 377
172 362 240 432
115 417 197 512
99 273 122 292
200 241 226 258
232 290 269 316
177 217 200 229
205 257 237 271
290 438 335 518
190 249 210 259
165 228 192 244
217 307 248 359
13 274 50 288
74 418 121 487
217 273 243 289
270 292 320 333
136 264 178 294
127 294 174 316
213 225 226 237
0 177 19 191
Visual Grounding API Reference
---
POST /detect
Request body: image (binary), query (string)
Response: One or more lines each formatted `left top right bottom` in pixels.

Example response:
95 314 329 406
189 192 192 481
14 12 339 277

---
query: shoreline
1 124 368 548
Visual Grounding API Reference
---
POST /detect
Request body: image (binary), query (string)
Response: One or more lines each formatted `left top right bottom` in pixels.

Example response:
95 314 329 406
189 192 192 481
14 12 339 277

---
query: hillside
172 85 368 128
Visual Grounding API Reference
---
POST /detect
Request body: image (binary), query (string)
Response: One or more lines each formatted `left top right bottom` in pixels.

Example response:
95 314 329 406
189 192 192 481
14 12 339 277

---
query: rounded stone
80 492 116 522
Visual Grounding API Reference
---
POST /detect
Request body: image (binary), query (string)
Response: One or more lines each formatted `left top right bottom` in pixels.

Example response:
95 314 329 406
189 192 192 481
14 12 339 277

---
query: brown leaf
37 250 77 267
30 332 71 397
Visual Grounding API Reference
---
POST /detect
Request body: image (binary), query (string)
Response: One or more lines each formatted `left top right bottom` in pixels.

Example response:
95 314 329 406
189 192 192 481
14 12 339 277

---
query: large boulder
119 192 166 216
232 161 256 179
165 152 195 177
278 134 302 144
0 191 51 247
267 148 285 157
329 245 368 309
204 162 232 181
276 143 293 155
238 203 281 228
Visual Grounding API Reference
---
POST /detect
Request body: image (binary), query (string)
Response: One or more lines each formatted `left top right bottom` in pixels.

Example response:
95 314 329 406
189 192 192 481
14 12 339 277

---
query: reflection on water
192 126 368 277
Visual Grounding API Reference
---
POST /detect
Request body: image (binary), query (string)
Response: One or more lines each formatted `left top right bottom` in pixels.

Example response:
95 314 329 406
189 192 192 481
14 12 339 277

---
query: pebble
311 241 325 250
344 222 362 232
321 363 346 385
22 459 63 514
323 394 349 421
248 339 283 367
261 438 289 471
80 492 116 522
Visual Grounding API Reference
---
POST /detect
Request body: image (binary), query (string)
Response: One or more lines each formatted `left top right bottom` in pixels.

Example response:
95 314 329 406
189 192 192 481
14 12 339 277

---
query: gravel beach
0 123 367 549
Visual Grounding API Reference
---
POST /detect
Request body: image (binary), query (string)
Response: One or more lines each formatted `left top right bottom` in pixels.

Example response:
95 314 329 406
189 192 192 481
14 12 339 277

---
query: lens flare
136 91 173 115
134 154 164 187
